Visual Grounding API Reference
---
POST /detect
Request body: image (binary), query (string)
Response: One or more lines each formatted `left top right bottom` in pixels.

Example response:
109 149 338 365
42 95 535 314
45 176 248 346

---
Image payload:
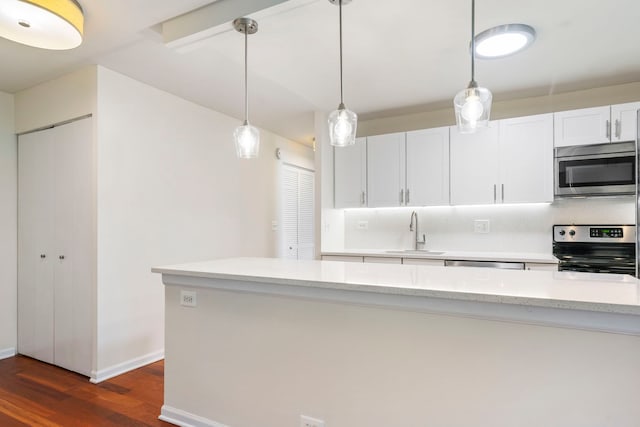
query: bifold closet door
18 126 56 364
18 117 93 376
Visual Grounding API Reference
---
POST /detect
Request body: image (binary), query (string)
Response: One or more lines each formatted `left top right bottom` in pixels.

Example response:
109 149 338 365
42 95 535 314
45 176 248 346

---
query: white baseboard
90 349 164 383
159 405 229 427
0 347 16 360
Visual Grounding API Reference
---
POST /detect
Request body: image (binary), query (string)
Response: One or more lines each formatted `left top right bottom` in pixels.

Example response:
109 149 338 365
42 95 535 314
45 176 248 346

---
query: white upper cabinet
334 137 367 208
498 114 554 203
366 132 406 207
405 127 450 206
611 102 640 142
554 103 640 147
450 122 500 205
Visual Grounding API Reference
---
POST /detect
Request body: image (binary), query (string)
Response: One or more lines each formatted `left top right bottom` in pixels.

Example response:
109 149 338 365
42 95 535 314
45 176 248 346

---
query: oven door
553 242 636 275
555 143 636 197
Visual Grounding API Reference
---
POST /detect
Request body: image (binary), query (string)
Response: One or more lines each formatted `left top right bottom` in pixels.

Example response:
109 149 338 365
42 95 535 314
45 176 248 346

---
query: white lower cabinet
363 256 402 264
321 255 364 262
18 118 93 376
402 258 445 266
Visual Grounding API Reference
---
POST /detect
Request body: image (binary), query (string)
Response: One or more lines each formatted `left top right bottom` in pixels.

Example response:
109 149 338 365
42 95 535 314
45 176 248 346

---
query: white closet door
281 165 315 260
282 167 299 259
18 128 56 364
52 118 93 376
297 169 315 261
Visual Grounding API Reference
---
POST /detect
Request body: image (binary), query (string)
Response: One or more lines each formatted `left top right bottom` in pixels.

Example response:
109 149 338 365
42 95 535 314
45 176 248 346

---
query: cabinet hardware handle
615 119 621 139
501 184 505 203
493 184 497 203
406 189 410 204
400 189 404 205
361 191 365 206
606 120 611 139
40 254 46 259
59 255 65 260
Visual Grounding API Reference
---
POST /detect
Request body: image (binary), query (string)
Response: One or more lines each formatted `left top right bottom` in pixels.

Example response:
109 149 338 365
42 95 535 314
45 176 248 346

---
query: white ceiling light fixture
0 0 84 50
233 17 260 159
474 23 536 59
327 0 357 148
454 0 492 134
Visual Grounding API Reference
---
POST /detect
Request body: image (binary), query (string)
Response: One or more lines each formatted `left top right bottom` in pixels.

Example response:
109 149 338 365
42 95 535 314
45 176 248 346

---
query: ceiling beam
162 0 317 52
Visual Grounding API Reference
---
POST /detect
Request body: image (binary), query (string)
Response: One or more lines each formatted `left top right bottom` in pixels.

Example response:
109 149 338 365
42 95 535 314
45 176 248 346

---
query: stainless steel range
552 224 636 276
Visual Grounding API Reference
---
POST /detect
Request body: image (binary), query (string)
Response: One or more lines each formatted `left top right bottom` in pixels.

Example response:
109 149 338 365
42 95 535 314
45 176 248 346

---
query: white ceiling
2 0 640 144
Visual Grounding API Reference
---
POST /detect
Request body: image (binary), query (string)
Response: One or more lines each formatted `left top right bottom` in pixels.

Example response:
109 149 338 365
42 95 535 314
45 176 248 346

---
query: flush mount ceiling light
233 17 260 159
327 0 357 148
0 0 84 50
474 23 536 59
454 0 492 134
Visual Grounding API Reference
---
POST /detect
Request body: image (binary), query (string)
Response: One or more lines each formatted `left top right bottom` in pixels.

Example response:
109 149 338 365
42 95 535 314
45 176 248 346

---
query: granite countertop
321 249 558 264
153 257 638 315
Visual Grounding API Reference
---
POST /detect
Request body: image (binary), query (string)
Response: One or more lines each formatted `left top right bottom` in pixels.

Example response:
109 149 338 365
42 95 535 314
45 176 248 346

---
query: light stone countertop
321 249 558 264
153 257 639 315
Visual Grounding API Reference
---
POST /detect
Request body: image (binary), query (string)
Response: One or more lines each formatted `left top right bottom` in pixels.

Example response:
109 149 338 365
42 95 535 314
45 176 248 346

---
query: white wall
95 67 313 373
165 286 640 427
0 91 16 358
14 66 97 133
343 198 635 252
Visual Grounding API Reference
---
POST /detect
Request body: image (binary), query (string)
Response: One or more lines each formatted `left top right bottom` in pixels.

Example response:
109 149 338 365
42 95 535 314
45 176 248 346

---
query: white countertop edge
321 250 559 264
158 272 640 337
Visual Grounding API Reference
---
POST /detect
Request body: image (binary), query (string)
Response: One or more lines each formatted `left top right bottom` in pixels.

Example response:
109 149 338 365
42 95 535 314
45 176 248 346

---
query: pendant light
327 0 357 147
233 17 260 159
454 0 492 133
0 0 84 50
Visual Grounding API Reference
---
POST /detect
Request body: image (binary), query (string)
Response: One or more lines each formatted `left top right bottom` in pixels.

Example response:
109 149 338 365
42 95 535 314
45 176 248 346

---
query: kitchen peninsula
154 257 640 427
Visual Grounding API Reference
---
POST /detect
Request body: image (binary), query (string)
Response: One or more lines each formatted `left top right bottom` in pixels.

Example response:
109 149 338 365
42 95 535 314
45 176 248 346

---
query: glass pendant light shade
454 85 492 133
327 0 358 148
328 104 357 147
454 0 493 133
234 121 260 159
233 17 259 159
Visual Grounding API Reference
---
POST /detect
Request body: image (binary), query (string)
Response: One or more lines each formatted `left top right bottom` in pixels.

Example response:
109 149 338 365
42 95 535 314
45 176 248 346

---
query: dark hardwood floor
0 355 170 426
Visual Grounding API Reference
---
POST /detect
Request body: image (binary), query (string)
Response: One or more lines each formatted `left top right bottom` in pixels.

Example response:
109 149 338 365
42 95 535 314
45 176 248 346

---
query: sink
385 250 445 255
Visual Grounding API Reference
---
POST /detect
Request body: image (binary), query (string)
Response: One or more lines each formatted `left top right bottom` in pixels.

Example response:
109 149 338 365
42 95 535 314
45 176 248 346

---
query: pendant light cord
244 26 249 123
470 0 475 84
339 0 344 106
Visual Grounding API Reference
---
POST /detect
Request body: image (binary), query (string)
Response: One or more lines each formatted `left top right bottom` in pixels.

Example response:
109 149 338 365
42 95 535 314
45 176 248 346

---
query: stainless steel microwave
554 141 636 197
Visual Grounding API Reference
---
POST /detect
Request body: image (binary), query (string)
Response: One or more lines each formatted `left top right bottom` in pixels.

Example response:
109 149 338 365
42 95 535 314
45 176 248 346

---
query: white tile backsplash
342 197 635 253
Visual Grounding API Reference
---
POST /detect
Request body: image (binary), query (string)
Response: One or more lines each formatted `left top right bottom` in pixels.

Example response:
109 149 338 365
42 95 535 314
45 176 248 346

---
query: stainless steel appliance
552 224 636 276
444 260 525 270
554 141 636 197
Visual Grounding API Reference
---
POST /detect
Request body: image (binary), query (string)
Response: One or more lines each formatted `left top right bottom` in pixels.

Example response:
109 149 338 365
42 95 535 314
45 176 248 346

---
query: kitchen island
154 257 640 427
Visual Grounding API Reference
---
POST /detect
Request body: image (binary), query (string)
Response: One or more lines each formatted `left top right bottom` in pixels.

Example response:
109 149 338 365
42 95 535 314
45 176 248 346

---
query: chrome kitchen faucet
409 211 426 251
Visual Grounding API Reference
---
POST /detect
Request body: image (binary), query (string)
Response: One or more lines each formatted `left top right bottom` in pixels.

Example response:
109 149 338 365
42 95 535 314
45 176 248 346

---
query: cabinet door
450 123 499 205
367 133 406 207
52 119 93 376
553 106 610 147
321 255 363 262
611 102 640 142
498 114 553 203
334 137 367 208
18 128 56 364
406 127 450 206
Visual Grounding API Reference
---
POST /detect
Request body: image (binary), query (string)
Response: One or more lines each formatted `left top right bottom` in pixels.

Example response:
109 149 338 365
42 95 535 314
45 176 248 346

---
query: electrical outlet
474 219 490 233
180 290 196 307
300 415 325 427
271 220 278 231
357 220 368 230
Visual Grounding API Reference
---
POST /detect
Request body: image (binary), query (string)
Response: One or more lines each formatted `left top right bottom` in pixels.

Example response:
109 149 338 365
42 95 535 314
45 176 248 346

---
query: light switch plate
180 290 197 307
357 220 368 230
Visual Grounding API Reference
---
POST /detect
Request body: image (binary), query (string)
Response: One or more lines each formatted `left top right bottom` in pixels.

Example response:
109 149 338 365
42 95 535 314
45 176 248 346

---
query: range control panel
554 225 635 243
590 228 624 238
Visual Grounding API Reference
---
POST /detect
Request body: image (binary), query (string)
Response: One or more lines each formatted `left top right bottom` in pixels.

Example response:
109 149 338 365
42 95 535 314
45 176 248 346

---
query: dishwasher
444 260 525 270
